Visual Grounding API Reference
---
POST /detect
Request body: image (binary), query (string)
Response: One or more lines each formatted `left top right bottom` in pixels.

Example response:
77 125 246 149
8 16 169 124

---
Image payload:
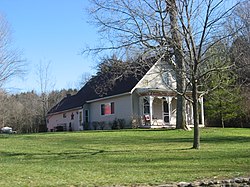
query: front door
163 101 170 123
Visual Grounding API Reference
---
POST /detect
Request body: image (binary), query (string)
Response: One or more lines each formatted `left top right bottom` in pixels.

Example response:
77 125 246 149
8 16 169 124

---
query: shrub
84 122 90 130
99 121 106 130
92 121 99 130
117 119 125 129
131 115 141 128
111 119 119 130
111 118 126 129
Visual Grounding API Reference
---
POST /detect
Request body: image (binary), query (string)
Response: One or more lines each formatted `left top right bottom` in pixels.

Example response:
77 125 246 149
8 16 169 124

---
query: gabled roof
48 58 155 115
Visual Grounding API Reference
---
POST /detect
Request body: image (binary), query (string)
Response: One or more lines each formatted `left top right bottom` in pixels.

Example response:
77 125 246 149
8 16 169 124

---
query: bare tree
7 91 44 133
86 0 241 148
0 89 9 128
227 0 250 85
227 0 250 40
37 61 55 130
226 0 250 125
77 72 92 89
0 14 24 88
175 0 240 148
85 0 188 129
168 0 187 129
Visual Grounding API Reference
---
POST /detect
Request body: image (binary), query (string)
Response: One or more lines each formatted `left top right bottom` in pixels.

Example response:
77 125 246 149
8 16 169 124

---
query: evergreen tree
205 75 244 127
204 42 244 127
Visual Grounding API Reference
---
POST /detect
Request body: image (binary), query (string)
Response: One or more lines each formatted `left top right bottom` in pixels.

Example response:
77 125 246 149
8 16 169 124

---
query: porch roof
135 88 192 97
136 88 177 97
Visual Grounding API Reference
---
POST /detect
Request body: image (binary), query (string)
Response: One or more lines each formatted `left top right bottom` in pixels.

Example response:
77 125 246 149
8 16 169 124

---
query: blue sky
0 0 99 92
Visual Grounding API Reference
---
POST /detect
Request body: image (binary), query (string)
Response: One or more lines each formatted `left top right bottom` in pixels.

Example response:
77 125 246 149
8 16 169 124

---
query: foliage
91 55 153 97
91 121 105 130
91 121 98 130
99 121 106 130
0 128 249 186
0 89 77 133
111 118 126 130
203 42 245 127
0 14 25 88
83 122 90 130
205 87 244 127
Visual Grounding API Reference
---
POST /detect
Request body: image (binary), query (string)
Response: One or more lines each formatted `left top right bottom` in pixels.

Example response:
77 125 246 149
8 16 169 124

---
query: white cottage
47 59 204 131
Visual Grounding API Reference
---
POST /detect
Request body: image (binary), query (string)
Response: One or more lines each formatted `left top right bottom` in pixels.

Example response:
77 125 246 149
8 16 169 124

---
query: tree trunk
219 101 225 128
221 117 225 128
168 0 187 129
192 80 200 149
176 70 187 129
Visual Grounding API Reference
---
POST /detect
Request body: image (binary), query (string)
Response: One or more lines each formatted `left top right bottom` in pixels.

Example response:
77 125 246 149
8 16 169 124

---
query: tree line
0 89 77 133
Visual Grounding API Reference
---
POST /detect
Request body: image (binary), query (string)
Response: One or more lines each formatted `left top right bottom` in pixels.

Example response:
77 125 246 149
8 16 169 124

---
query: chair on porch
144 114 150 126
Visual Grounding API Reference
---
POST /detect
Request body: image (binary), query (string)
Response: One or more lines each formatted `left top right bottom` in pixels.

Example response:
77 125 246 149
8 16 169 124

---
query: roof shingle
48 58 155 115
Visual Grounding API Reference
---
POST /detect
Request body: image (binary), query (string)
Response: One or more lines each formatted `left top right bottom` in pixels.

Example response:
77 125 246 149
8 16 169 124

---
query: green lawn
0 128 249 187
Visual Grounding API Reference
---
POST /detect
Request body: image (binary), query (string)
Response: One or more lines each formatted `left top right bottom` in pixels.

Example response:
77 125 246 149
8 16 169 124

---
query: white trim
100 102 115 116
86 92 131 103
149 96 154 125
79 110 83 126
130 58 162 94
162 98 170 124
139 97 143 116
84 109 89 123
199 97 205 126
130 94 133 117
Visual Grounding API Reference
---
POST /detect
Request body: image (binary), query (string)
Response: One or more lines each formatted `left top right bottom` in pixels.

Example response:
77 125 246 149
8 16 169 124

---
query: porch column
167 97 172 124
199 97 205 126
138 97 143 116
191 102 194 125
138 97 144 126
149 96 154 125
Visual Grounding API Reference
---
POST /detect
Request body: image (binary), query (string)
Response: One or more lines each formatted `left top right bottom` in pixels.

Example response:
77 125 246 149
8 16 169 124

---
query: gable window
101 102 114 115
71 113 74 120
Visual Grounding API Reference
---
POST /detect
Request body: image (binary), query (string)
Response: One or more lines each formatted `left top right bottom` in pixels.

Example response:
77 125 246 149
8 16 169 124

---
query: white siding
89 94 133 125
135 62 176 90
47 109 82 131
132 92 140 116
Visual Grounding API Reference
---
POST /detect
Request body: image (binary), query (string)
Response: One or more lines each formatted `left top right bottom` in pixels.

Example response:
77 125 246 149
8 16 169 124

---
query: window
85 110 89 123
143 98 150 114
63 113 66 118
71 113 74 120
79 111 83 126
101 102 114 115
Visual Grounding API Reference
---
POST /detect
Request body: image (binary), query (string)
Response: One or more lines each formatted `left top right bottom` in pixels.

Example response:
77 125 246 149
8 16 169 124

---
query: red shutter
111 102 114 114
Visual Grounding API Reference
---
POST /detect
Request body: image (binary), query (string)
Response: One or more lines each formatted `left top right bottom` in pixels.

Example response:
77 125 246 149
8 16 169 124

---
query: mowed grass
0 128 249 187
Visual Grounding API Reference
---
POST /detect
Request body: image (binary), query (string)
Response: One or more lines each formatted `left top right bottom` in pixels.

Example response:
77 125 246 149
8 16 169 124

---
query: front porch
136 88 204 128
